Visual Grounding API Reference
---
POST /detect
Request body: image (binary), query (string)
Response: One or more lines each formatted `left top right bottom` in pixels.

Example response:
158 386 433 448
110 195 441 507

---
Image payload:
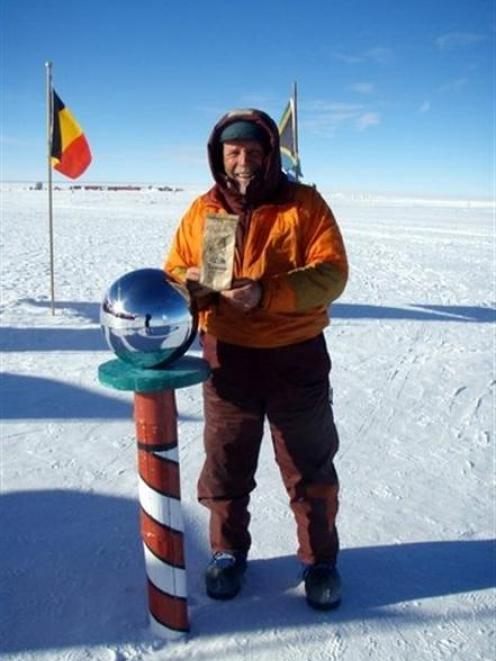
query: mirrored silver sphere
101 268 197 368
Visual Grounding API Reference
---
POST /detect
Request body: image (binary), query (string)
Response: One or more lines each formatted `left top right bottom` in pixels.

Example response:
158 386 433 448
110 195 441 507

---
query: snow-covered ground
1 184 495 661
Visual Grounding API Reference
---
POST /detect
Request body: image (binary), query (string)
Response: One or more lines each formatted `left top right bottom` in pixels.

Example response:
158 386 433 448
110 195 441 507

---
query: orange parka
165 109 348 348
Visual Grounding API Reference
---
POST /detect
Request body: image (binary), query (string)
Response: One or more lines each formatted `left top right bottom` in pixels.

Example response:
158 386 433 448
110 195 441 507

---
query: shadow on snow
1 489 494 653
1 299 494 354
331 303 496 323
0 373 201 421
0 372 132 420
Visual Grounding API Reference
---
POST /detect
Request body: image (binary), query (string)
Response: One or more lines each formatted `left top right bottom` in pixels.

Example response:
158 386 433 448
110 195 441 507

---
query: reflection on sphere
100 268 197 368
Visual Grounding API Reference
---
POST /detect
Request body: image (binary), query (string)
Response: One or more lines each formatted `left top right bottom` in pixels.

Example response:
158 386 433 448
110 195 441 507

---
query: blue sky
1 0 493 197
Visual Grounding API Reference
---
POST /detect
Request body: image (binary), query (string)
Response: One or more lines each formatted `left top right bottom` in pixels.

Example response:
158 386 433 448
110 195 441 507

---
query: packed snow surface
1 184 495 661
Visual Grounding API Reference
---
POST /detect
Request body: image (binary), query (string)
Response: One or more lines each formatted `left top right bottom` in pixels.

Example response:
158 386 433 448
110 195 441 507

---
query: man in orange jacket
165 108 348 610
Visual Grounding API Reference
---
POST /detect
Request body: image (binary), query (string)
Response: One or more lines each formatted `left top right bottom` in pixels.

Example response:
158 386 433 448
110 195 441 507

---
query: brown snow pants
198 332 340 566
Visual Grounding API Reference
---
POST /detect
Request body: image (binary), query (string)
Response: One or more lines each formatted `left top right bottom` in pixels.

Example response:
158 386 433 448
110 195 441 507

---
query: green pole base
98 355 210 393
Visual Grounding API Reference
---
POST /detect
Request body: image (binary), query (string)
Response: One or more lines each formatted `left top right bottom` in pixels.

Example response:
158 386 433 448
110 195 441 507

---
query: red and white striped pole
98 354 210 638
134 390 188 638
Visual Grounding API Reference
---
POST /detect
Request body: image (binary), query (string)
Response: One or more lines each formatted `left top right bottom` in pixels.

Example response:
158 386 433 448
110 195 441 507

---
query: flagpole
45 61 55 315
292 81 299 182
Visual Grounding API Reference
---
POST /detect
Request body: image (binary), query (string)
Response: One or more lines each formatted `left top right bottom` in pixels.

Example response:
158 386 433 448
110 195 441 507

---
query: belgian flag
51 90 92 179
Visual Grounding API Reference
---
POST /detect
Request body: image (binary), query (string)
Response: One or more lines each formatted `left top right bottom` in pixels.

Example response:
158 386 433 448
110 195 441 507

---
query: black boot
205 551 247 600
303 564 342 610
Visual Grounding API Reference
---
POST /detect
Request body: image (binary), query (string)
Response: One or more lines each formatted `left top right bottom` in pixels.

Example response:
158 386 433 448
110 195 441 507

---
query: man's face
222 139 265 194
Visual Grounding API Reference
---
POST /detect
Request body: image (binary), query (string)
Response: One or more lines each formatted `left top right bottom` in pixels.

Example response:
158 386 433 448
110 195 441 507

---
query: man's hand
220 278 262 312
185 266 213 297
184 266 219 311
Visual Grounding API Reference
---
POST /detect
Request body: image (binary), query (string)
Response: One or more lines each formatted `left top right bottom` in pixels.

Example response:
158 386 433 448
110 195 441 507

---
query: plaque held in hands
200 214 239 291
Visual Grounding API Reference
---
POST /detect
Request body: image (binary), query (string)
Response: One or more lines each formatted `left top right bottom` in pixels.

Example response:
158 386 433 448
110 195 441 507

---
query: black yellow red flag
51 91 92 179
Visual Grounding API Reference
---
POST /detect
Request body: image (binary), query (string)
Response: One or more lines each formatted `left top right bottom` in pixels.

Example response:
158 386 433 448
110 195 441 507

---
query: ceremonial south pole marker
98 356 210 639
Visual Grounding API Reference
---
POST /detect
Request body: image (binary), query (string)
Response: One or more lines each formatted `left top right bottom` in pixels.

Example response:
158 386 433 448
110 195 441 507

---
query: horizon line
0 179 493 204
